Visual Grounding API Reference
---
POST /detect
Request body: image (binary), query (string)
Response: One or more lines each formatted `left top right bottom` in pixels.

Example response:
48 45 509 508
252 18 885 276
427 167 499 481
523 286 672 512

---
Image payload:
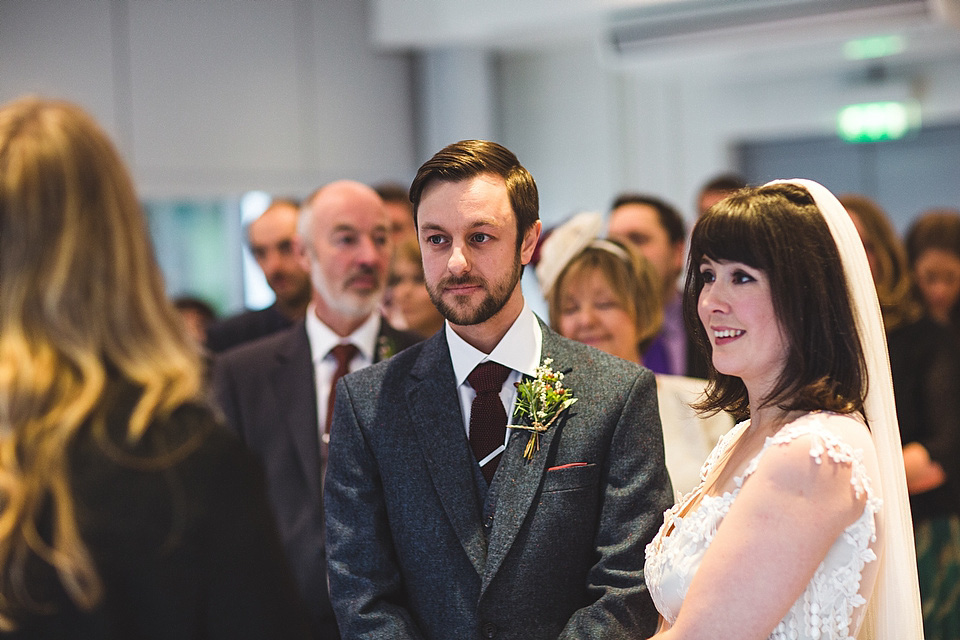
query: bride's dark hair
684 182 867 421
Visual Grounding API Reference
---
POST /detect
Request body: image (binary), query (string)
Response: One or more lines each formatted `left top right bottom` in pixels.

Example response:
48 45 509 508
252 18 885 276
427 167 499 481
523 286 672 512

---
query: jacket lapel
407 332 488 576
482 326 570 590
271 324 323 501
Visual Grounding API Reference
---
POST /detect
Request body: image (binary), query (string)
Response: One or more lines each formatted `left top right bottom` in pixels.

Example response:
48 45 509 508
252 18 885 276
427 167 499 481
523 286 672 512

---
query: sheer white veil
768 179 923 640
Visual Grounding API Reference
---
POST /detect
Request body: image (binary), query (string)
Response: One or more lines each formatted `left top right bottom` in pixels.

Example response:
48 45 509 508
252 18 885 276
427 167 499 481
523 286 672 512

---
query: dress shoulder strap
736 412 875 500
698 419 749 484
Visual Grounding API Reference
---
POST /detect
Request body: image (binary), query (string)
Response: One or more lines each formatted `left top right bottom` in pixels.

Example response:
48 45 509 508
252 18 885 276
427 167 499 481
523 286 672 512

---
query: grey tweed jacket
211 319 418 639
325 319 673 640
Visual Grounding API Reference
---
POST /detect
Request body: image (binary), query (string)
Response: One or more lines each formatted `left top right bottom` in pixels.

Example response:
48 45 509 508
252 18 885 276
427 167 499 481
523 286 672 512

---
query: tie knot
330 343 359 367
467 361 512 395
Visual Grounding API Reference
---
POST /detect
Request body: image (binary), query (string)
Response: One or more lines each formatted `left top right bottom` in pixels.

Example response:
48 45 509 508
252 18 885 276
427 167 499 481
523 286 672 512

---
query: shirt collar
304 303 381 362
446 302 542 387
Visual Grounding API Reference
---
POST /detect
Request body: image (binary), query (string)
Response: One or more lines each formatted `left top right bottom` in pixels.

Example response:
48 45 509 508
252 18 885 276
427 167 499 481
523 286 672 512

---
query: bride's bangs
689 203 774 275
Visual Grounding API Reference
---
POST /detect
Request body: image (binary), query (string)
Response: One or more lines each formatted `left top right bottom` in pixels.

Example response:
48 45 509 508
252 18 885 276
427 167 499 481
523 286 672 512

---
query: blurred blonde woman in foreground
0 98 309 638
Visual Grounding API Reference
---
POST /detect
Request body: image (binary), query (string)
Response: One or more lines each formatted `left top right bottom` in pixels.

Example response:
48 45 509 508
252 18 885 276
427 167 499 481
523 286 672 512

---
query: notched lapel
271 328 323 500
407 336 488 575
482 354 571 590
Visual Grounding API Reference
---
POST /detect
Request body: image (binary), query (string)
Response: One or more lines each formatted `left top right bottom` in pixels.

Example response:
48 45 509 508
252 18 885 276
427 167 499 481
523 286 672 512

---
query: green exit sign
837 102 919 143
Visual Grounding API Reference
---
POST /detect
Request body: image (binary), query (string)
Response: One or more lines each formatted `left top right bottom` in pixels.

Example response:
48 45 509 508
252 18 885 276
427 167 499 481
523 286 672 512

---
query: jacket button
480 621 498 638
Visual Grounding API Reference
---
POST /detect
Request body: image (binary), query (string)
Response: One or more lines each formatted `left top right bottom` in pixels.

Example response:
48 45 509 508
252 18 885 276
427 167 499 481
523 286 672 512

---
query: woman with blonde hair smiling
538 212 731 496
0 97 309 638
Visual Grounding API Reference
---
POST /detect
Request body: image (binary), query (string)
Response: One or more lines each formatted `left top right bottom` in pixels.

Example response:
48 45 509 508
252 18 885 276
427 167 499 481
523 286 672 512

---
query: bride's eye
732 270 756 284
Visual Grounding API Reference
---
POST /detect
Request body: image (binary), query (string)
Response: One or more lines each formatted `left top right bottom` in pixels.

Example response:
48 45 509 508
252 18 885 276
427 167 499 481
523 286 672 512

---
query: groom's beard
427 257 522 327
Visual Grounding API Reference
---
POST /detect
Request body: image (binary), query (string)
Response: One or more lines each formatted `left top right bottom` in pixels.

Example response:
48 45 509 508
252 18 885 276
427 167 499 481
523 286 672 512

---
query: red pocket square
548 462 589 471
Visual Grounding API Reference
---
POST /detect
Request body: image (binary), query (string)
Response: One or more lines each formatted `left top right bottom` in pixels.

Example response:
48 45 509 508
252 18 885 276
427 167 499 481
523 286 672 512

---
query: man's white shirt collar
304 303 381 361
446 303 542 385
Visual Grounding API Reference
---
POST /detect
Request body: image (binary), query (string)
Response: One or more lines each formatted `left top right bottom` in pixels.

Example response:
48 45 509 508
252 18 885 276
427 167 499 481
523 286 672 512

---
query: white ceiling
370 0 960 79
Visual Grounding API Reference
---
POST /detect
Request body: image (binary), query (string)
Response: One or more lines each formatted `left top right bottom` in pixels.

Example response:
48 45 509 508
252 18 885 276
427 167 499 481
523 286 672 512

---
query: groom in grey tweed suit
325 140 673 640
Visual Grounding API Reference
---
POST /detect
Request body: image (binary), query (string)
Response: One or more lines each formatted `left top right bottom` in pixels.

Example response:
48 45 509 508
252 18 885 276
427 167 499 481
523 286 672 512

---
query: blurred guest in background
695 173 747 217
173 294 218 345
843 194 960 639
206 198 312 353
384 237 445 339
608 193 708 378
212 179 418 639
0 97 309 638
374 181 417 248
906 208 960 338
538 212 731 496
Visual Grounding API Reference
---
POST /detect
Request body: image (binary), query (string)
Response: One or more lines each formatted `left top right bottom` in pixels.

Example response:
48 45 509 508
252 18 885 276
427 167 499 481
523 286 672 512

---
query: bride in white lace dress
643 180 923 640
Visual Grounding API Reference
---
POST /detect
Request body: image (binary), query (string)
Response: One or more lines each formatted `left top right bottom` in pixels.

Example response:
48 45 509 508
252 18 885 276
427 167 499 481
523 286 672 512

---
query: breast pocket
541 462 599 493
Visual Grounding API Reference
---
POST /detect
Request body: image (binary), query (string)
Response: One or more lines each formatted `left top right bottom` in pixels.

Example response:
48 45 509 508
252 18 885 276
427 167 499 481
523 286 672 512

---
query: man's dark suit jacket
205 302 294 353
211 319 419 639
325 319 673 640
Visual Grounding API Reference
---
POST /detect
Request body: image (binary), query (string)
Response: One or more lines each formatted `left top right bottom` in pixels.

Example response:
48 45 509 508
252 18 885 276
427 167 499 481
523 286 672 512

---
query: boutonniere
377 334 397 362
509 358 578 461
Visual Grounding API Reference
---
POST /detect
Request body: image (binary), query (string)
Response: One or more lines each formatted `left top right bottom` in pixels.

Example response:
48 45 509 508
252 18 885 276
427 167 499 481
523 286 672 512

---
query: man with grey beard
211 180 419 639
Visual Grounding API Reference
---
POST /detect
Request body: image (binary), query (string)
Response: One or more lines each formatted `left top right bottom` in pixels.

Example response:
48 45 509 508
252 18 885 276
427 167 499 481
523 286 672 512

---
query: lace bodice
644 413 882 640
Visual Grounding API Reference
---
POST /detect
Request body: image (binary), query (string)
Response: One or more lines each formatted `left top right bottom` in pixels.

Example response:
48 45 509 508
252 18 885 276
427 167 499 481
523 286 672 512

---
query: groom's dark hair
409 139 539 249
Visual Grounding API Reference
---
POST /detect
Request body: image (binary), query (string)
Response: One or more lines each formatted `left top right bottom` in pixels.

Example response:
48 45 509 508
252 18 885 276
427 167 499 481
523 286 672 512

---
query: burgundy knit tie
467 361 512 484
325 343 359 437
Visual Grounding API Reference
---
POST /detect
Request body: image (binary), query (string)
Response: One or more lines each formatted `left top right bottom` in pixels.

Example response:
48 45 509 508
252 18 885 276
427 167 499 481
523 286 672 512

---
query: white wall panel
500 43 622 228
0 1 118 140
0 0 417 199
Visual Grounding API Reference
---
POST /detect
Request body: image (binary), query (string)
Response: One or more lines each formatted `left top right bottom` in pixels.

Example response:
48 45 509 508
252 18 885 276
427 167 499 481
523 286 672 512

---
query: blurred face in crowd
301 181 391 332
557 267 639 363
387 251 444 338
845 210 881 281
248 202 312 309
608 203 684 300
177 307 210 345
913 248 960 324
698 189 730 217
385 200 417 247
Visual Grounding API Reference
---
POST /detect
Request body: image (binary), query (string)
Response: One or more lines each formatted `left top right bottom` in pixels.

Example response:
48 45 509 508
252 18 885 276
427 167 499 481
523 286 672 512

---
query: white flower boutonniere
509 358 578 461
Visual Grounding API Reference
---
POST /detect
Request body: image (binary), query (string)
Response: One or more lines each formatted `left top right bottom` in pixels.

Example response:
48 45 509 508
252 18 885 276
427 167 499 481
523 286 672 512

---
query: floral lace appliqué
644 413 881 640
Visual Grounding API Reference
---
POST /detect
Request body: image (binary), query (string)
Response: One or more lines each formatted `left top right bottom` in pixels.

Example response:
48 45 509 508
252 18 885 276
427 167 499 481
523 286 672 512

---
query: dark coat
211 319 419 639
2 388 310 640
205 302 295 354
325 320 673 640
887 316 960 521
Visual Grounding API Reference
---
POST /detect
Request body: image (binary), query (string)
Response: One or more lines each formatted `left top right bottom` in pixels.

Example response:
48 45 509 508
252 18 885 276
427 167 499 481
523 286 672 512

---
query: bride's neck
748 402 805 437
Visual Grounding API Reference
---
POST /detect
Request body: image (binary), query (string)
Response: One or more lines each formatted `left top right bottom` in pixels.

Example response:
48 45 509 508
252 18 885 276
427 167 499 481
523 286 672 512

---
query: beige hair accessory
535 211 604 296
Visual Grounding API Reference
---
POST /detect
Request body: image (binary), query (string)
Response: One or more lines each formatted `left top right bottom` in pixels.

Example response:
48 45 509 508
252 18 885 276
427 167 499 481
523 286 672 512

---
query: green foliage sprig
510 358 577 461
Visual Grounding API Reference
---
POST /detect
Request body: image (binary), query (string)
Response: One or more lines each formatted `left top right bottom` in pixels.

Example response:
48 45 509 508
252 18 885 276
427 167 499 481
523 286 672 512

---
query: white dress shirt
446 303 543 451
304 304 381 444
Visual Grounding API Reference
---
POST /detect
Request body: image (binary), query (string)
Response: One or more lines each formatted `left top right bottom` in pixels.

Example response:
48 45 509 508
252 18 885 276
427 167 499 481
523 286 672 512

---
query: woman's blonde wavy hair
0 98 202 624
548 241 664 357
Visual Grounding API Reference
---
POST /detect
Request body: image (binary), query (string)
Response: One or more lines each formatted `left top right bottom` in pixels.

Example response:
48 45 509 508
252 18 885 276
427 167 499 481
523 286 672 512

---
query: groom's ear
520 221 542 266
